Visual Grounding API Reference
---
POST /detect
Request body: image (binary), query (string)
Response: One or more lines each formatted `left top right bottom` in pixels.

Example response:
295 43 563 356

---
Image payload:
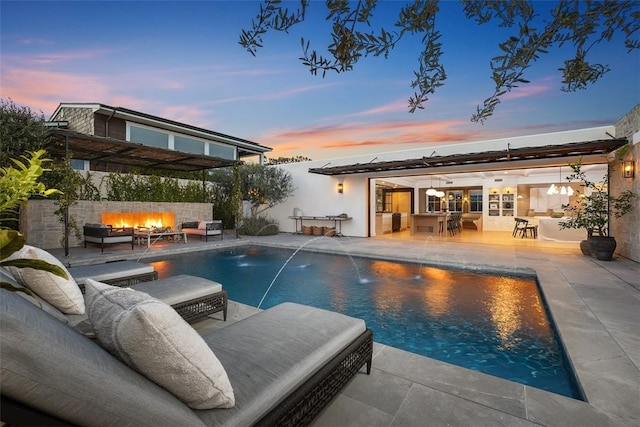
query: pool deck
51 231 639 426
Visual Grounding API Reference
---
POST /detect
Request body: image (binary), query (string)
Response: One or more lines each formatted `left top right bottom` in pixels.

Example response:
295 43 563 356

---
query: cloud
260 118 480 157
503 77 555 101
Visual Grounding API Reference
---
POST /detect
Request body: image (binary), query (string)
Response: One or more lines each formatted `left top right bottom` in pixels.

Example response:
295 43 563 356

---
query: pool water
148 245 582 399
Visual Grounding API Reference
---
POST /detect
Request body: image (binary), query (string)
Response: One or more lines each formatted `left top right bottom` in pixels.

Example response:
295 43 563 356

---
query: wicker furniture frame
77 271 158 293
171 291 228 322
257 328 373 426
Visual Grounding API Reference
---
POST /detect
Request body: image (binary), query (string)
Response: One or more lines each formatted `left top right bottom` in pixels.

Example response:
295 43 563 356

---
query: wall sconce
623 160 635 178
337 183 344 193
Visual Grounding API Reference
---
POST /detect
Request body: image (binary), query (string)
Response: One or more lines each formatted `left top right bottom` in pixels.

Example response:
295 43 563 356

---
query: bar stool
522 224 538 239
512 218 528 238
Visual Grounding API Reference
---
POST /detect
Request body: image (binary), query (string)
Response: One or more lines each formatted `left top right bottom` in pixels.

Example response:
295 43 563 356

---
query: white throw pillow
197 220 210 230
4 245 85 315
84 279 235 409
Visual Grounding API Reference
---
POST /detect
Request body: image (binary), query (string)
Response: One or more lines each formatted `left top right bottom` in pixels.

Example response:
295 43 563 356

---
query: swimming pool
148 244 582 399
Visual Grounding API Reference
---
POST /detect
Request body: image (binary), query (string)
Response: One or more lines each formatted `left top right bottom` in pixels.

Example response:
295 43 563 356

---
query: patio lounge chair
83 223 135 252
68 260 158 288
181 220 223 242
70 263 227 322
1 280 373 426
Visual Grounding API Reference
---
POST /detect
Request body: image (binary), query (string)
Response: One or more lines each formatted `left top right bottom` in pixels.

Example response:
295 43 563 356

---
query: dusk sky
1 1 638 161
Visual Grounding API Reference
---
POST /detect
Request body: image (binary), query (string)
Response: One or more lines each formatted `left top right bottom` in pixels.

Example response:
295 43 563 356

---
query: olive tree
239 0 639 123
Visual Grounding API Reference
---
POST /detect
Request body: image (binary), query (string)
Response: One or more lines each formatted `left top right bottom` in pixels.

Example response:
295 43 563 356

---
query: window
469 190 483 212
426 195 443 212
129 125 168 148
128 123 237 160
70 159 88 171
174 135 204 154
208 141 236 160
447 190 463 212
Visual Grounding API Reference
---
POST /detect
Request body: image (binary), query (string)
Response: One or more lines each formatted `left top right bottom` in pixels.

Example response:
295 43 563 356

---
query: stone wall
51 107 94 134
612 104 639 262
22 200 214 250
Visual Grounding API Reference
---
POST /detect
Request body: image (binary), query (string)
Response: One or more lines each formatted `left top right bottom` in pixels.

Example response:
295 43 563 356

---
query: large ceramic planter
579 239 591 256
589 236 617 261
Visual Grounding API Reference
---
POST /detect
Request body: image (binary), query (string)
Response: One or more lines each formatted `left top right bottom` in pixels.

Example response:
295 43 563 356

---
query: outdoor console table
134 230 187 247
289 215 352 237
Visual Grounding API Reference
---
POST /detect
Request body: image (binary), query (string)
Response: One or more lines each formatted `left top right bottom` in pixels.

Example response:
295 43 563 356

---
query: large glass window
469 190 483 212
174 135 204 154
208 142 236 160
129 125 168 148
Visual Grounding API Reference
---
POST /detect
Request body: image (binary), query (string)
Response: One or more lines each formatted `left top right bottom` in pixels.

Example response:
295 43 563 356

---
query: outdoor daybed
83 223 134 252
181 220 224 242
1 260 373 426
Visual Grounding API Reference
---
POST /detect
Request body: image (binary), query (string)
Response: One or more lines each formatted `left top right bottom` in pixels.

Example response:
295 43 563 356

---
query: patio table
134 231 187 247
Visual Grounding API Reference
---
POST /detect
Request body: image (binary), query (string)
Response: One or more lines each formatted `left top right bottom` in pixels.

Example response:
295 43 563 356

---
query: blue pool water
148 245 582 399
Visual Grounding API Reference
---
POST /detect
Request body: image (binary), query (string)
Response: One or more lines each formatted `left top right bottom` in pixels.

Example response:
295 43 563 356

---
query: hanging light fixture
547 166 573 196
426 175 437 196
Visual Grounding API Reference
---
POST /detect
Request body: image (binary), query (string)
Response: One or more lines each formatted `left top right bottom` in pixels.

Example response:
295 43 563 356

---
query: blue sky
1 1 638 160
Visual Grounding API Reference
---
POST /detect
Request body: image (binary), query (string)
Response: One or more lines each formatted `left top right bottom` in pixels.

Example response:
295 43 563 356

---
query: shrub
238 216 279 236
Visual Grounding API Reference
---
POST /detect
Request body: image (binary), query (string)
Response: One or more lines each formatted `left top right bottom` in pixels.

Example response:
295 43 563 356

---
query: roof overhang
308 139 628 176
46 129 238 172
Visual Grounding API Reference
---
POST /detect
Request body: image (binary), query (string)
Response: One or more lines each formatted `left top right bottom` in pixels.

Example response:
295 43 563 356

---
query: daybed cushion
0 288 206 427
3 245 85 315
0 267 69 324
131 274 223 306
68 260 156 285
195 302 367 427
84 279 235 409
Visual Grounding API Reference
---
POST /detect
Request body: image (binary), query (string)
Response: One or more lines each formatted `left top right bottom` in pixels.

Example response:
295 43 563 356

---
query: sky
1 1 638 161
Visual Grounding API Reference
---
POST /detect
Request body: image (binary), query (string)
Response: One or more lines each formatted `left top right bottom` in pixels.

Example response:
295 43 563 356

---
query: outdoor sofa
0 249 373 426
83 223 134 252
181 220 224 242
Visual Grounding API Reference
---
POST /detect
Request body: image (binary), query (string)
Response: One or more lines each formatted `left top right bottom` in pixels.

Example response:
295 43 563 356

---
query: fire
101 212 176 230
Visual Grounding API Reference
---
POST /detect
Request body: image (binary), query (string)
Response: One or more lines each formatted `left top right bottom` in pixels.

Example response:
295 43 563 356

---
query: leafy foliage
0 153 67 296
0 99 47 168
239 1 639 122
239 164 295 218
238 215 280 236
266 155 313 165
0 150 60 227
559 158 635 237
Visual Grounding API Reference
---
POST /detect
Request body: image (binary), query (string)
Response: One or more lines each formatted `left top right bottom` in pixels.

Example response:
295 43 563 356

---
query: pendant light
547 167 573 196
426 175 437 196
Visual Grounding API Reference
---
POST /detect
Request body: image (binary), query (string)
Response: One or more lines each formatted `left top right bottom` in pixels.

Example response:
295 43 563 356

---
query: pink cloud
503 77 555 100
260 118 479 157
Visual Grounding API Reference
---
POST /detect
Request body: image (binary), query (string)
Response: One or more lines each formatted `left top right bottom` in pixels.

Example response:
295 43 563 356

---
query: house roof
46 129 238 172
50 103 272 158
308 138 628 176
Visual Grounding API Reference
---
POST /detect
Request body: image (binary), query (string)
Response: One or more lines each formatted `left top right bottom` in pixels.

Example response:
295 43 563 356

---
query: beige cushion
4 245 85 315
84 279 235 409
198 220 212 230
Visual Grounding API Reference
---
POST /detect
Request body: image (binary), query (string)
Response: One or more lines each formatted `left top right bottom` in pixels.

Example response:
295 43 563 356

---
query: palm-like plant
1 150 67 295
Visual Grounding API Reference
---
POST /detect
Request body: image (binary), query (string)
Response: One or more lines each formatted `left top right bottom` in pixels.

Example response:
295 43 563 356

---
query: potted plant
559 158 635 261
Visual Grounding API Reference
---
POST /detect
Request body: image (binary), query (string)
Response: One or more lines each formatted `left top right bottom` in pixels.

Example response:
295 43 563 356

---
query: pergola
46 128 239 172
308 139 628 176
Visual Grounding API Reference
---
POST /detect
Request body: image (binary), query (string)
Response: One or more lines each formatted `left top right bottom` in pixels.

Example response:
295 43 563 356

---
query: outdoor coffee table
134 230 187 247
